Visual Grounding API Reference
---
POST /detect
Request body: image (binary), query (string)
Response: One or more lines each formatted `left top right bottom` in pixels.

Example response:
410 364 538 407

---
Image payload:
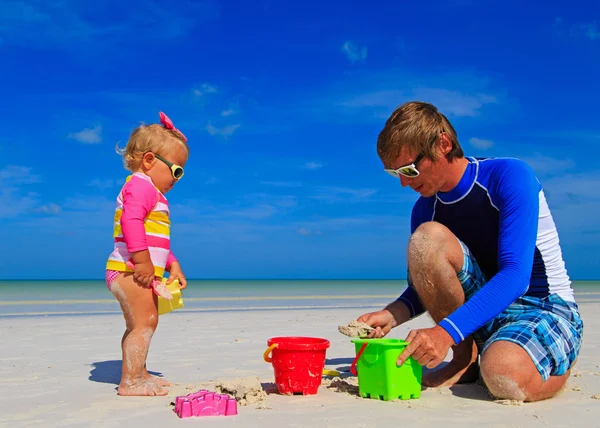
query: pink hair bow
159 111 188 142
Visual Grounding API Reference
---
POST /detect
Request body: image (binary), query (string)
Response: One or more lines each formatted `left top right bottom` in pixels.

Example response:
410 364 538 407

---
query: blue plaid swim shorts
458 241 584 382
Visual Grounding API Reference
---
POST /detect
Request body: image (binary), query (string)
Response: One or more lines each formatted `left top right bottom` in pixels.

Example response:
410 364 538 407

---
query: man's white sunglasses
384 153 424 178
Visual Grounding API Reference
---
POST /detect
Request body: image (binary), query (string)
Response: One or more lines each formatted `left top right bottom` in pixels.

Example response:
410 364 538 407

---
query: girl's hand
134 261 155 286
128 251 155 287
167 261 188 290
127 261 154 287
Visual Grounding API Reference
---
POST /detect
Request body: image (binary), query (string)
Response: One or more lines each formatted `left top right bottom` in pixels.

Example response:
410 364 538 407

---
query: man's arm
438 159 540 343
395 270 425 319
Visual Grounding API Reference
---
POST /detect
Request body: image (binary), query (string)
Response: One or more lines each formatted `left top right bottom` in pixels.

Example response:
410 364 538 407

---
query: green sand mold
351 338 422 401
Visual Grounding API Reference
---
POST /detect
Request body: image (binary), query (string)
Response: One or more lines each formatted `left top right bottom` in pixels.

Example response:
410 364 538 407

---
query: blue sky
1 0 599 280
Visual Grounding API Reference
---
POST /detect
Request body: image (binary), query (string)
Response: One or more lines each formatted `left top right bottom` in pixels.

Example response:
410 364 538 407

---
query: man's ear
438 132 453 156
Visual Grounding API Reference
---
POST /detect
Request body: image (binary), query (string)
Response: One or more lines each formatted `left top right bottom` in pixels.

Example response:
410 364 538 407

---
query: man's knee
408 222 463 272
480 341 532 401
480 340 569 402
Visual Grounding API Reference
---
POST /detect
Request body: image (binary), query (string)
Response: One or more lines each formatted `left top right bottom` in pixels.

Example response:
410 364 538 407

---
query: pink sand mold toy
174 389 238 418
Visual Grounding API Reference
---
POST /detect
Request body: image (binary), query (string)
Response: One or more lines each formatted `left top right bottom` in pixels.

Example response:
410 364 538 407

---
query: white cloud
221 108 235 116
260 181 302 188
540 172 600 247
0 165 40 184
522 153 576 178
411 88 497 117
206 123 241 139
312 186 377 203
224 204 277 220
303 161 322 170
194 83 218 96
68 125 102 144
88 179 115 190
572 21 600 40
0 1 220 49
542 172 600 202
554 17 600 41
0 165 41 218
469 137 494 149
37 203 62 215
296 227 323 236
341 41 367 63
329 70 499 121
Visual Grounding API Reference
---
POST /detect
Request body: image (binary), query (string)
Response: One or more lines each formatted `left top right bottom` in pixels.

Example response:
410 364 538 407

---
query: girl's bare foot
118 378 169 396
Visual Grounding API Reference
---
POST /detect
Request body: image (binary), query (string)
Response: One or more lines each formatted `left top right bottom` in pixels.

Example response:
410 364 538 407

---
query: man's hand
167 261 188 290
357 300 412 338
397 325 455 368
357 309 396 338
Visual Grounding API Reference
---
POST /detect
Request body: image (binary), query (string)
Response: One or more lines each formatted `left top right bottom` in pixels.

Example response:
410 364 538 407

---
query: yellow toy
157 277 184 315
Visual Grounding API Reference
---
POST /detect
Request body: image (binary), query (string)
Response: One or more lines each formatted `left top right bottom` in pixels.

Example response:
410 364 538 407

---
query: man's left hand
167 261 188 290
397 325 455 368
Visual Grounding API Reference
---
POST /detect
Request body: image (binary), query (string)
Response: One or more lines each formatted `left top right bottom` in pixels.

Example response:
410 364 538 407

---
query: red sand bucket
263 336 330 395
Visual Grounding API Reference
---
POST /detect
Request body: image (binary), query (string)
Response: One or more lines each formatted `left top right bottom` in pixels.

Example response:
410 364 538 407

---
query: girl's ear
141 152 155 170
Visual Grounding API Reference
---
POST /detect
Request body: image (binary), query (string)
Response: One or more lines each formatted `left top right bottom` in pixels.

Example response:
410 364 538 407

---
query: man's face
386 144 450 197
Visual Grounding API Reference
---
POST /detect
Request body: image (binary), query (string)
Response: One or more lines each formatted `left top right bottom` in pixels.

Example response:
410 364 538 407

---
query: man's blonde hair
116 124 189 171
377 101 463 167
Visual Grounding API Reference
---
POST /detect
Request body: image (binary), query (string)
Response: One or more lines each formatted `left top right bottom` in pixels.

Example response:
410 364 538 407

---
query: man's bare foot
423 360 479 387
118 378 169 396
423 338 479 388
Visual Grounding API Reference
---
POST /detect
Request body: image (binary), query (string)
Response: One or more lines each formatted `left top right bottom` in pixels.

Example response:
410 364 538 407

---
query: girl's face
142 143 188 194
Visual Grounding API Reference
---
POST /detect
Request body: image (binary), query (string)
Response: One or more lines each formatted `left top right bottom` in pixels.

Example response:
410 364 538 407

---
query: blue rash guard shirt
397 157 575 344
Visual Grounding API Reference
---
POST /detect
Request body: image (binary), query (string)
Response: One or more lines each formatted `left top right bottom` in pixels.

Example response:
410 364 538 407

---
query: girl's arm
120 176 159 280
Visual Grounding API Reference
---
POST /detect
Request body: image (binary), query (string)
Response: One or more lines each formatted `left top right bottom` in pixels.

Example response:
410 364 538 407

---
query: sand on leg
481 340 570 402
115 298 172 387
110 273 168 396
407 222 479 387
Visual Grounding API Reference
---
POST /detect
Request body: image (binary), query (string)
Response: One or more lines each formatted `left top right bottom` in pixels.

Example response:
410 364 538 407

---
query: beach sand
1 302 599 427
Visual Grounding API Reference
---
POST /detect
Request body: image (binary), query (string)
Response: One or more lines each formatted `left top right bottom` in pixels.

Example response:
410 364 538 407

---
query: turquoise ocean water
1 279 599 318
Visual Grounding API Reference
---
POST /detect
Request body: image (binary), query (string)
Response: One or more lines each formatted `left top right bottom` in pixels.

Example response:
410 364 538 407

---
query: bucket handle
350 342 368 375
263 343 278 363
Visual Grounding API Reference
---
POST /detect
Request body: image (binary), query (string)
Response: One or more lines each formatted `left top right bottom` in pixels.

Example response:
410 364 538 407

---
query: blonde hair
116 123 189 171
377 101 463 167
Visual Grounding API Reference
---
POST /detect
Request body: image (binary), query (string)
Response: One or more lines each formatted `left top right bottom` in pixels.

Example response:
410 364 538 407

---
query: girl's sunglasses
153 153 184 180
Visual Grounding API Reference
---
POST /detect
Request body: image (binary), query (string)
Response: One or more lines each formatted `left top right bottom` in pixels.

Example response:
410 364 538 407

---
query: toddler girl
105 112 189 396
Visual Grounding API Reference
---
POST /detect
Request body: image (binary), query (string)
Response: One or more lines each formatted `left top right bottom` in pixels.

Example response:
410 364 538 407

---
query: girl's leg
109 273 168 396
115 286 172 387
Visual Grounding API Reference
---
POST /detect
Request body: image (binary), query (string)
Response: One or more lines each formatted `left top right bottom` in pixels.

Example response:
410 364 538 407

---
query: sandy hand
338 320 374 338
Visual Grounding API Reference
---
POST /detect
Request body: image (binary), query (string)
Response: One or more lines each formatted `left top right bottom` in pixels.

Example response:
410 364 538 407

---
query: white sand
1 302 599 427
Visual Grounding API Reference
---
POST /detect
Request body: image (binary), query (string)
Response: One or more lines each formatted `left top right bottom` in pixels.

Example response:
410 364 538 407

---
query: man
358 101 583 402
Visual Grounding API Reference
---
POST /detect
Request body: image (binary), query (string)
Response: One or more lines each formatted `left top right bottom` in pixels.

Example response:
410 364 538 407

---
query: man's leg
480 341 570 402
479 295 583 402
407 221 479 387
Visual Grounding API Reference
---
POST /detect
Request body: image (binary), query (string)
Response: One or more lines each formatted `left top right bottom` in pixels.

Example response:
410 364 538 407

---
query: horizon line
1 277 599 282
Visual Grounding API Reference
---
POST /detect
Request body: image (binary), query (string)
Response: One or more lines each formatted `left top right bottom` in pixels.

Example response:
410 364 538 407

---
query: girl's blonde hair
116 123 189 171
